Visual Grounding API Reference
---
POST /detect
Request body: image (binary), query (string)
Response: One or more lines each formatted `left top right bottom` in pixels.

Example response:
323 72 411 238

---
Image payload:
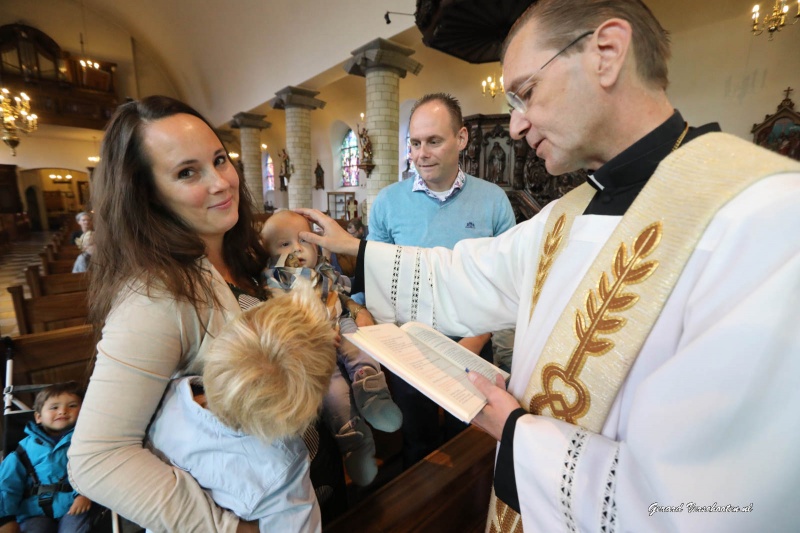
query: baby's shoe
352 367 403 433
335 417 378 486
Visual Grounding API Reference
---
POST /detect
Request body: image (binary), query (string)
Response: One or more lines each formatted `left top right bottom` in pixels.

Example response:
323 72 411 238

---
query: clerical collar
583 110 721 216
412 168 466 202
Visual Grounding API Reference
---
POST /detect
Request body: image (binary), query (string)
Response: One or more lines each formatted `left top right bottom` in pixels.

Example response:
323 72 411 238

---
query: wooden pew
45 242 80 261
39 253 74 275
6 324 95 389
325 426 496 533
25 265 88 297
7 285 88 335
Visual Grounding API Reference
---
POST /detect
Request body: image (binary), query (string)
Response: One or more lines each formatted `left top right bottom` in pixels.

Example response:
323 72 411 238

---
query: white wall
653 0 800 139
0 131 98 173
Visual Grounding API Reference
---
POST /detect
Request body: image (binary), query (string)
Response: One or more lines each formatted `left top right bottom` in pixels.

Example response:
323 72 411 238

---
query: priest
299 0 800 530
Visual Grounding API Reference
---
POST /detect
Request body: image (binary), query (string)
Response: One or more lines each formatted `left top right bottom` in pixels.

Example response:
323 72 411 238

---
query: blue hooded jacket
0 421 77 522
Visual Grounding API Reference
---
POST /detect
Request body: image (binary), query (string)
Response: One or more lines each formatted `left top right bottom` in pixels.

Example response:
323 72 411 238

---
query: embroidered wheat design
490 497 523 533
530 222 662 424
530 213 566 321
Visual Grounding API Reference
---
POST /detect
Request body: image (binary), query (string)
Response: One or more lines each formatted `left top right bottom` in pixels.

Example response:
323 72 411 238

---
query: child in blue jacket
0 382 94 532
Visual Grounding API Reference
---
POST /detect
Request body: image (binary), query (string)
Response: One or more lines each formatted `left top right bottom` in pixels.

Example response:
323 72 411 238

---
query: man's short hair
202 280 336 443
410 93 464 133
503 0 671 90
33 381 84 414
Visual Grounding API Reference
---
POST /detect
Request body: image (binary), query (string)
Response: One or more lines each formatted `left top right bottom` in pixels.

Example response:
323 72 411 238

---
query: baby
0 382 94 532
260 210 402 486
148 284 333 532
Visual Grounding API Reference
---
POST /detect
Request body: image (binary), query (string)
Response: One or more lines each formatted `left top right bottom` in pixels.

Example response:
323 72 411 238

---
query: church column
344 38 422 224
230 112 271 211
269 87 326 210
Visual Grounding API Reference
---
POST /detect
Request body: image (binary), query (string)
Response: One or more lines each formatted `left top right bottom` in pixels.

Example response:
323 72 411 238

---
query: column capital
269 86 326 111
214 129 238 144
230 112 271 130
343 38 423 79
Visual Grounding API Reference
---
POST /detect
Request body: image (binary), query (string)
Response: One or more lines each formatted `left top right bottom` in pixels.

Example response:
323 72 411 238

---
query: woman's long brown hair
89 96 268 329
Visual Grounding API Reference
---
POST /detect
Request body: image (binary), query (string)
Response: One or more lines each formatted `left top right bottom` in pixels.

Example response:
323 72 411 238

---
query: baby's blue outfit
148 377 320 532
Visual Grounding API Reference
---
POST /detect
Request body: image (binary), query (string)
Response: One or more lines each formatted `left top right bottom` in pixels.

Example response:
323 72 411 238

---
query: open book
345 322 510 423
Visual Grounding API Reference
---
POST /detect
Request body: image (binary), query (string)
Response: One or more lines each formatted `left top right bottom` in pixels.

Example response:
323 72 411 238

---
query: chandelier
79 0 101 70
752 1 800 39
481 75 504 98
1 88 39 156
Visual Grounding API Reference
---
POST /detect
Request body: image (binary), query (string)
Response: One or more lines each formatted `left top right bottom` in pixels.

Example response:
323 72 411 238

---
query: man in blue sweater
368 93 516 468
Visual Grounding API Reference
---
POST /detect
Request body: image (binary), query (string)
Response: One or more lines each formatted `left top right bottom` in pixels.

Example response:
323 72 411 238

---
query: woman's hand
295 208 361 256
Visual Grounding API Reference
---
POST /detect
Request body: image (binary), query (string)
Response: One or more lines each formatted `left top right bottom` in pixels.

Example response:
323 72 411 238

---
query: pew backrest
7 285 88 335
40 253 75 275
25 265 88 297
325 426 495 533
6 324 95 390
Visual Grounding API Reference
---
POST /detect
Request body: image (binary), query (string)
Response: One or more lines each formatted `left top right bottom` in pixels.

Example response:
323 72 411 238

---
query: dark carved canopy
415 0 536 64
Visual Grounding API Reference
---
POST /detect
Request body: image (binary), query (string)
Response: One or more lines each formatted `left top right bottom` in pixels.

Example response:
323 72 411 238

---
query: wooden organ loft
0 23 119 131
0 24 115 238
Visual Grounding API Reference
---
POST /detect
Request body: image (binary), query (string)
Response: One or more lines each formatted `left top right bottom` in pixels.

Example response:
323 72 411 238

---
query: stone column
269 87 326 210
230 112 271 211
344 38 422 224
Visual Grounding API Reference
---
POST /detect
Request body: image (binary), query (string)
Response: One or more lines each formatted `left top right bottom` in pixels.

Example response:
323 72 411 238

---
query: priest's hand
468 371 521 441
295 208 361 256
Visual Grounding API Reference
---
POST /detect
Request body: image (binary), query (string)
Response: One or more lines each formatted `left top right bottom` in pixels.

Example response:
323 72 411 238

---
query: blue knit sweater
367 174 515 248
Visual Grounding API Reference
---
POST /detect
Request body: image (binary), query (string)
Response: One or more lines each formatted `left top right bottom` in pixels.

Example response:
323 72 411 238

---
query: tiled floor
0 232 54 337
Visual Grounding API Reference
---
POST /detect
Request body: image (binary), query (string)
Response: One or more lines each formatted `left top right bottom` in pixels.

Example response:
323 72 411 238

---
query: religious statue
314 160 325 190
465 124 482 176
278 149 294 191
524 150 547 196
512 139 528 189
401 158 413 181
357 124 373 162
487 141 506 183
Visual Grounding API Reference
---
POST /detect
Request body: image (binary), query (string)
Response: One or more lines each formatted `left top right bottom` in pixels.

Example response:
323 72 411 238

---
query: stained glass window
340 129 360 187
262 152 274 194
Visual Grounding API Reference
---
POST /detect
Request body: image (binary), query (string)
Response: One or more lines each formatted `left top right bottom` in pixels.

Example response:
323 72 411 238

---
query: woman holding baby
68 96 346 532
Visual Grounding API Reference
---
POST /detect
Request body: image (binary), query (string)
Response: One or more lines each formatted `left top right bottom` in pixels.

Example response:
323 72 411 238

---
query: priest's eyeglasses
505 30 595 115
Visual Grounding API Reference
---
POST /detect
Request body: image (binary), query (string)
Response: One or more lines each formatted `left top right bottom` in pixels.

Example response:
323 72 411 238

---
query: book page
347 324 486 422
401 322 510 383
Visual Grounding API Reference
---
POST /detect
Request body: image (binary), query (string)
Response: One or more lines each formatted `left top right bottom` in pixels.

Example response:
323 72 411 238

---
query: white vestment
363 171 800 532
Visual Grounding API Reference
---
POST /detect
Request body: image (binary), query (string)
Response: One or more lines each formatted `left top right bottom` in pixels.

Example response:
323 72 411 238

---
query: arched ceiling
8 0 418 127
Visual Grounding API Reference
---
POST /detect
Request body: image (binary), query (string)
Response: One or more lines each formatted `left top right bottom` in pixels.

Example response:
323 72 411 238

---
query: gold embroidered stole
528 184 596 320
487 133 800 533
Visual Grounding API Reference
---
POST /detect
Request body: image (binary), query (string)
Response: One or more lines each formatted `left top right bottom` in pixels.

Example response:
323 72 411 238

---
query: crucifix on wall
346 197 358 220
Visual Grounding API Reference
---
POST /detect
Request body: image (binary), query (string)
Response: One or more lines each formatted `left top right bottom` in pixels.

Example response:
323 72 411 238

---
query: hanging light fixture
1 88 38 156
481 75 504 98
752 1 800 39
88 135 100 163
79 0 100 70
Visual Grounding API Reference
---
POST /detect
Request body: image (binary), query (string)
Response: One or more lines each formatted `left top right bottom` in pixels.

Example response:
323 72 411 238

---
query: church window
340 129 360 187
